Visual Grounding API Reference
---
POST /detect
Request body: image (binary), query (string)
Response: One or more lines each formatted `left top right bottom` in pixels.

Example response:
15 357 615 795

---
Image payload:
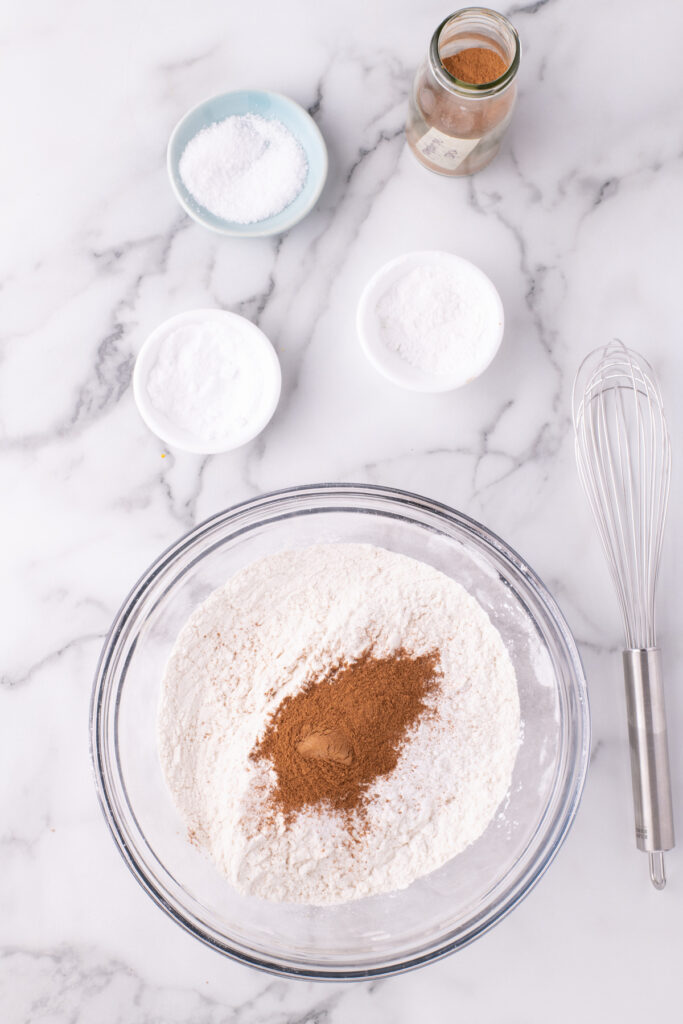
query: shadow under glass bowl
90 483 590 980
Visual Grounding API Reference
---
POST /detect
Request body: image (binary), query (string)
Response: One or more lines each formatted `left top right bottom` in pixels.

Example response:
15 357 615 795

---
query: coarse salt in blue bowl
167 90 328 238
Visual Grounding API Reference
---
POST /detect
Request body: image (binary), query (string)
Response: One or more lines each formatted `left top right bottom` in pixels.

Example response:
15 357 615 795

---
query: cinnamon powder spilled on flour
251 649 441 826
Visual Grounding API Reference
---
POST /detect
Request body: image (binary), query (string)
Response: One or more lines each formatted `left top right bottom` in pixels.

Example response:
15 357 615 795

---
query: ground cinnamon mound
251 649 441 823
443 47 508 85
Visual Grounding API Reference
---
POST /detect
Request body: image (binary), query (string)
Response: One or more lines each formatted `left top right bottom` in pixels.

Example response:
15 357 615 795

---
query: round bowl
167 90 328 237
132 309 281 454
357 251 504 392
90 483 589 980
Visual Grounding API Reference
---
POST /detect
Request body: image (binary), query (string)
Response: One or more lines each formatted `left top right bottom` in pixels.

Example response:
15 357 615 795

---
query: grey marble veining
2 0 682 1020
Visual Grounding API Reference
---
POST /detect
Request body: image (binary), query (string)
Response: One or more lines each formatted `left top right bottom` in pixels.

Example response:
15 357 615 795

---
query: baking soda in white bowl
133 310 281 453
357 251 504 392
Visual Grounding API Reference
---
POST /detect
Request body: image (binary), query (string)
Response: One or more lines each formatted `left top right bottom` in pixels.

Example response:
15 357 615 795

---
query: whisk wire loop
572 341 670 650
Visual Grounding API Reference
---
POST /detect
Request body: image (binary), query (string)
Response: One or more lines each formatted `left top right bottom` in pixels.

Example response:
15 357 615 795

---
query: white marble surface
2 0 682 1019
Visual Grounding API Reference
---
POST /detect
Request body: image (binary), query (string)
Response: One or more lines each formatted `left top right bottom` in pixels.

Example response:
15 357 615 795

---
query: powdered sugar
179 113 307 224
158 543 520 905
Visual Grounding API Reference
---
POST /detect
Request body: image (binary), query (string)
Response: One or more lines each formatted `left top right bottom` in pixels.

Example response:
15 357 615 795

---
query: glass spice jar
407 7 521 177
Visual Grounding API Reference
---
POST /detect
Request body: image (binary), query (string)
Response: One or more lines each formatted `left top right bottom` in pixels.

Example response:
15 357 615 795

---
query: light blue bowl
167 90 328 237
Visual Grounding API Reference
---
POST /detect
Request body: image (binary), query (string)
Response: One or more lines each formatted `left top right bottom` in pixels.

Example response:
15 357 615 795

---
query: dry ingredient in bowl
179 113 308 224
253 648 442 822
146 319 264 443
375 261 498 378
158 543 520 905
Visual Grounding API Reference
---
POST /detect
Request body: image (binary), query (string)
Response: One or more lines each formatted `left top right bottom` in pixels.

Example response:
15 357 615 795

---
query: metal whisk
572 340 674 889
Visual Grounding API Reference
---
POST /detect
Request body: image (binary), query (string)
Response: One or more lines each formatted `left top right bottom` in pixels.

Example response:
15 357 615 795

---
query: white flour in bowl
158 543 520 905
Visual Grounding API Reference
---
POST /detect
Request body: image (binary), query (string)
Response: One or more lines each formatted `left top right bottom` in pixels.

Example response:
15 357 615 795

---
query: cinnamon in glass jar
407 8 521 177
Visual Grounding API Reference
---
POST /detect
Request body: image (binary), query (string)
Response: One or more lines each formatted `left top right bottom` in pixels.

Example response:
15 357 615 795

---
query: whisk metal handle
623 648 674 887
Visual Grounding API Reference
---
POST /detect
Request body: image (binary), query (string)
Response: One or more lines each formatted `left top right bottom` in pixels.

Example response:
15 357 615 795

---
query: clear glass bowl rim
90 482 590 981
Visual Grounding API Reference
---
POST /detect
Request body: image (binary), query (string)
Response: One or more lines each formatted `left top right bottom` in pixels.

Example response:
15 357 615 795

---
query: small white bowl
133 309 281 454
357 251 504 393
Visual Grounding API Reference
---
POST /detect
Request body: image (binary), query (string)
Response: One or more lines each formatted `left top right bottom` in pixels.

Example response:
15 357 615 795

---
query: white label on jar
415 128 479 171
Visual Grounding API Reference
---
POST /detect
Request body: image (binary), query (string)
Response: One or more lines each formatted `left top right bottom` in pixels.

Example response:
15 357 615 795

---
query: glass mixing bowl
90 484 589 979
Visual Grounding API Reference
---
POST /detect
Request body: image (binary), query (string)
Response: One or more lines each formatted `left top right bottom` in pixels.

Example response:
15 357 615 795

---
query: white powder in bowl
376 263 498 377
145 320 265 443
359 253 504 388
179 113 308 224
158 543 520 905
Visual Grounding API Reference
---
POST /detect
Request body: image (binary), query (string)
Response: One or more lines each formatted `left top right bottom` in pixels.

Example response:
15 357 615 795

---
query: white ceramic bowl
133 309 281 454
357 251 504 392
